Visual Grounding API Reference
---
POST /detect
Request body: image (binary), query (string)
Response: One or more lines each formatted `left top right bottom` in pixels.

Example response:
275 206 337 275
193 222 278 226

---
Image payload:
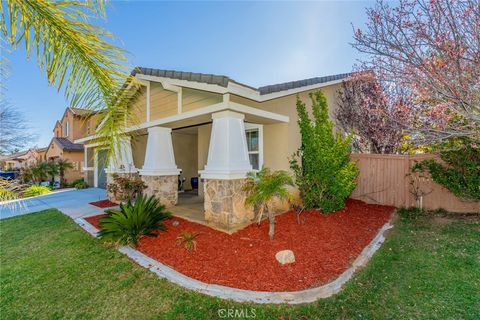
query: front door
97 149 108 189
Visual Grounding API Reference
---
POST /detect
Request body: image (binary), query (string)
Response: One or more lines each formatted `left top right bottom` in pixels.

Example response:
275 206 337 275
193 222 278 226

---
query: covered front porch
106 100 289 232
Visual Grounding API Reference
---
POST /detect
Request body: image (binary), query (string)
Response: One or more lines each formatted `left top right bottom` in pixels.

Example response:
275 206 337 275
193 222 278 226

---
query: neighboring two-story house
45 107 99 184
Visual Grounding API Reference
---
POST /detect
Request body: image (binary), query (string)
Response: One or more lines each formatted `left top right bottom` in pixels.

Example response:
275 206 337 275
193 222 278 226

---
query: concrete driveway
0 188 108 220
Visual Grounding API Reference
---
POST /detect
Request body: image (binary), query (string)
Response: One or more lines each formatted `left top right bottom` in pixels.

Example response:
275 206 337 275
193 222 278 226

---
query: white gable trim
135 74 344 102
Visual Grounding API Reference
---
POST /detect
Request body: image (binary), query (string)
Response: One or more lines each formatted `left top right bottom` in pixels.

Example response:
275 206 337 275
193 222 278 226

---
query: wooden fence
350 154 479 213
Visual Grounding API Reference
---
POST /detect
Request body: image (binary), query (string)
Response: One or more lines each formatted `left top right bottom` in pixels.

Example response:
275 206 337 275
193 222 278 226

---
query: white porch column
200 111 254 232
200 110 252 179
139 127 180 176
106 136 137 173
139 127 180 206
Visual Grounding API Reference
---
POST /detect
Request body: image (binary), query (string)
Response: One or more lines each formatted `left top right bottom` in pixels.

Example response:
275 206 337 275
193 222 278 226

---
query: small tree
290 91 358 213
353 0 480 144
336 72 414 154
30 162 49 184
56 159 74 188
44 161 59 186
243 167 293 240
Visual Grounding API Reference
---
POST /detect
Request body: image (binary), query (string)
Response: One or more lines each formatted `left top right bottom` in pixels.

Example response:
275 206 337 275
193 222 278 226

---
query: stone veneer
203 178 254 232
106 172 139 203
141 175 178 207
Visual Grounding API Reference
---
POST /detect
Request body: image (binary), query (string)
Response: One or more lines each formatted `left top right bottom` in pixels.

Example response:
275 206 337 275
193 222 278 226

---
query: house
45 107 99 184
36 147 47 162
2 148 42 170
76 68 350 231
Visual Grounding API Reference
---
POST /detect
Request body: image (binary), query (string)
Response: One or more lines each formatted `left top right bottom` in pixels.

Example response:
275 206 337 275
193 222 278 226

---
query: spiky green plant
98 194 172 246
0 0 141 167
244 167 293 240
31 162 50 184
176 231 200 251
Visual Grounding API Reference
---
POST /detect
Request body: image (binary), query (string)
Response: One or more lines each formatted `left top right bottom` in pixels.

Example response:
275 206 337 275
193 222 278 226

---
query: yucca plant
176 231 200 251
244 167 293 240
98 194 171 246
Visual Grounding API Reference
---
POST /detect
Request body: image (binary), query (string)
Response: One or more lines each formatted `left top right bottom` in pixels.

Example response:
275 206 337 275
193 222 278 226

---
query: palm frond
1 0 141 162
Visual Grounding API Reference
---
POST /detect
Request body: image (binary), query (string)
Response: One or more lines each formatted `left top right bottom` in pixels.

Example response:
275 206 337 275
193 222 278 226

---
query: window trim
244 123 263 171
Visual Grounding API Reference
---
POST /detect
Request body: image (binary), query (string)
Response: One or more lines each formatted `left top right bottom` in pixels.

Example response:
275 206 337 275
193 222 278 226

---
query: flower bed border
74 216 394 304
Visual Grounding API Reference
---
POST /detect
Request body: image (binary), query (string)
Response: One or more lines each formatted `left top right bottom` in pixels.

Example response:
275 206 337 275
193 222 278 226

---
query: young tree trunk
268 211 275 240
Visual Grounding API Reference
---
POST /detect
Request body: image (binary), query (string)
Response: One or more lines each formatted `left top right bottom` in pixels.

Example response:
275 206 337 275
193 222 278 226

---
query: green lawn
1 209 479 319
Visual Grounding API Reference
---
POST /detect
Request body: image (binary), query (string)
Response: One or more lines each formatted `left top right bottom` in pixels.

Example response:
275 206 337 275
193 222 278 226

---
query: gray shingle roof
132 67 350 95
69 107 97 117
53 138 84 151
132 68 233 88
258 73 351 95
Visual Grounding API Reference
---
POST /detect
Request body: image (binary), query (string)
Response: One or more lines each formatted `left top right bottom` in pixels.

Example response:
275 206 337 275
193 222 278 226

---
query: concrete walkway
0 188 108 220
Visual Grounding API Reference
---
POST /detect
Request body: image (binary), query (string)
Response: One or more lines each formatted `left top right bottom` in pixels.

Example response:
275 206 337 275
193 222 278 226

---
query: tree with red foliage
336 72 414 154
352 0 480 144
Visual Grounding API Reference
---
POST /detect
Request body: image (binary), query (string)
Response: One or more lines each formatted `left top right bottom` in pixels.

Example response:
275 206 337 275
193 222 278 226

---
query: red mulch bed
85 199 394 292
89 199 117 208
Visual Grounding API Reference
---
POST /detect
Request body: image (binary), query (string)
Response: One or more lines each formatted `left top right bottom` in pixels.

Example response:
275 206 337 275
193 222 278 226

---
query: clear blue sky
3 1 371 148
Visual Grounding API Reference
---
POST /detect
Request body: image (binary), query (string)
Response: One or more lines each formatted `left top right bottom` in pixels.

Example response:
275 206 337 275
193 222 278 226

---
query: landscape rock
275 250 295 265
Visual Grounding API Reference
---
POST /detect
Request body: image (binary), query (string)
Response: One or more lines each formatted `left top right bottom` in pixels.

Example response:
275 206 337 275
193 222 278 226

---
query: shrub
243 167 293 240
397 207 426 221
412 145 480 201
98 194 171 246
71 179 88 189
176 231 200 251
290 91 359 213
23 185 51 198
107 173 146 202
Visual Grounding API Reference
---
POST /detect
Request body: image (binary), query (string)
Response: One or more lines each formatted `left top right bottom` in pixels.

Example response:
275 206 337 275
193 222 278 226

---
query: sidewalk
0 188 108 220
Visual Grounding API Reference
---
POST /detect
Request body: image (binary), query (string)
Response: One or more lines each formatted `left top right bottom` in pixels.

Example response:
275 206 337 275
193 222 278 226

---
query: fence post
404 156 410 208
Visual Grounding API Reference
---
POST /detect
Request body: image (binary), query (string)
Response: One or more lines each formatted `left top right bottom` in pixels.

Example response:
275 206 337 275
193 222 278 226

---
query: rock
275 250 295 265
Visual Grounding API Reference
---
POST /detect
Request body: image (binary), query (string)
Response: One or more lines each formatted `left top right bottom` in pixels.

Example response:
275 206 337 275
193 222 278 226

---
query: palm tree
44 161 59 186
0 1 140 201
56 159 74 187
243 167 294 240
31 162 49 184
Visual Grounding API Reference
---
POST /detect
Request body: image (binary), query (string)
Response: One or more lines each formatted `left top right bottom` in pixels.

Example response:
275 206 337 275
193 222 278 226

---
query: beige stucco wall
63 151 84 184
45 140 84 183
45 140 62 159
172 131 198 190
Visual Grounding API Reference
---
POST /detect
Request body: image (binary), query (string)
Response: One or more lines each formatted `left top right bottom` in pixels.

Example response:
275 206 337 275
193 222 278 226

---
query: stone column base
106 172 140 203
203 178 254 232
141 175 178 207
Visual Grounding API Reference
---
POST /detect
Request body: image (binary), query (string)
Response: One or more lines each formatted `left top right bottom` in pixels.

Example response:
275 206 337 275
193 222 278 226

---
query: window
245 123 263 170
63 122 69 137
